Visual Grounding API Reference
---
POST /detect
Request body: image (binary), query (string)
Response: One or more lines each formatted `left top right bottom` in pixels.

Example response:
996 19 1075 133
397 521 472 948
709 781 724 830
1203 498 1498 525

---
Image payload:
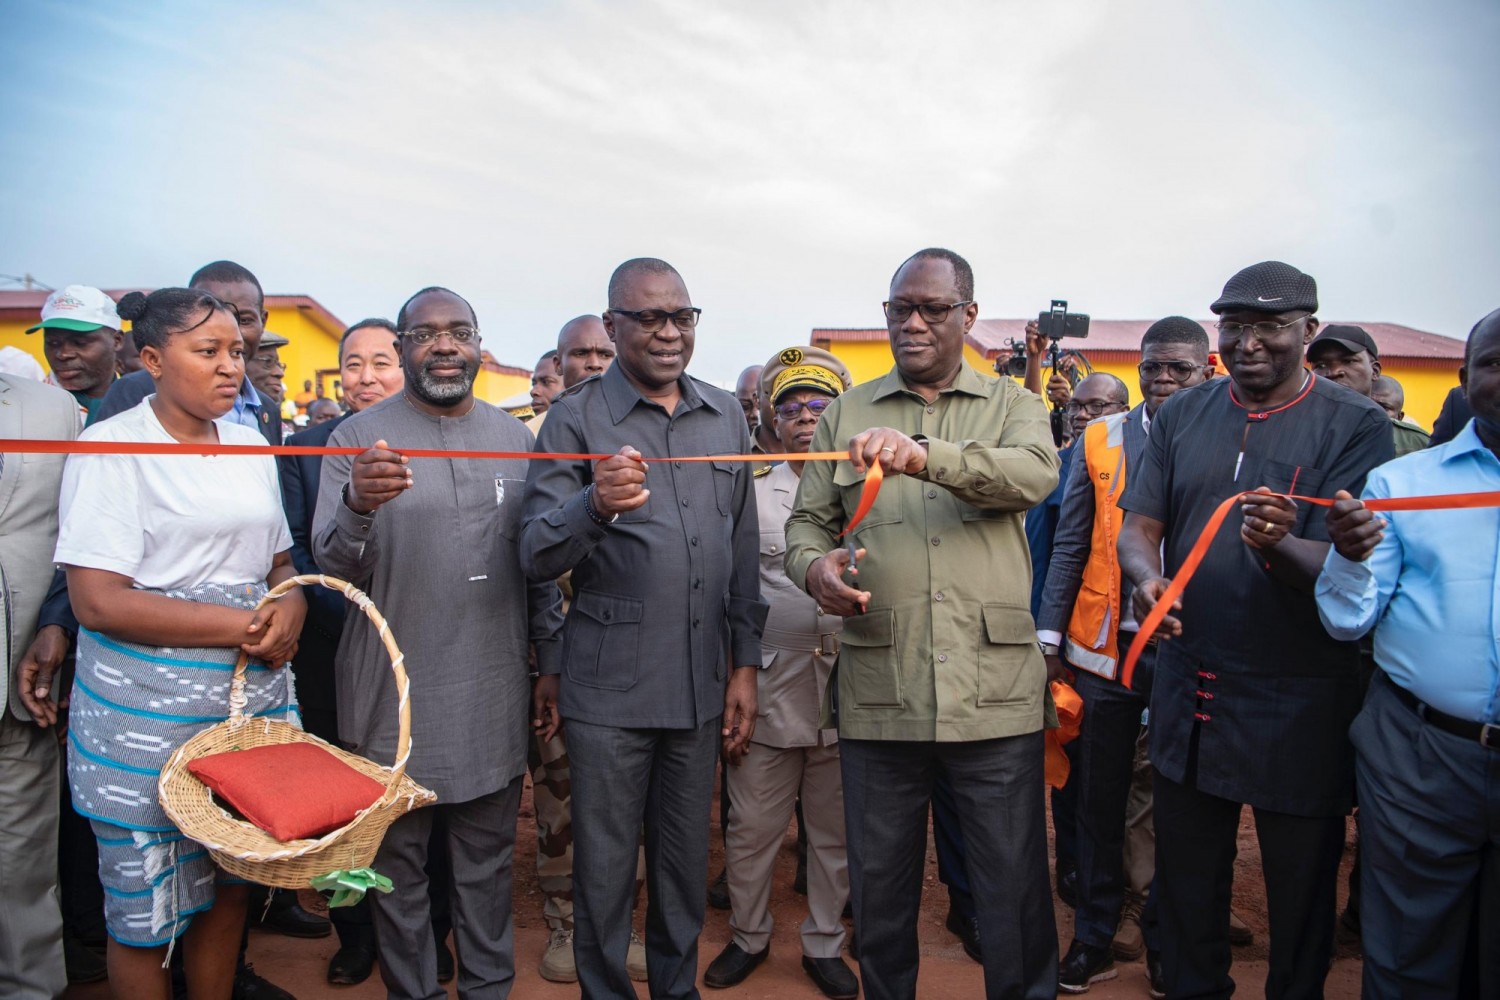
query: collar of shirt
599 362 720 425
870 361 994 403
1437 419 1495 468
1139 403 1152 437
226 376 263 429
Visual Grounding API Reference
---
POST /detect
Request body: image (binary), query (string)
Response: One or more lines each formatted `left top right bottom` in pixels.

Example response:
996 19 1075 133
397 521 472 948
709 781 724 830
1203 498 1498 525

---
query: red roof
811 320 1464 369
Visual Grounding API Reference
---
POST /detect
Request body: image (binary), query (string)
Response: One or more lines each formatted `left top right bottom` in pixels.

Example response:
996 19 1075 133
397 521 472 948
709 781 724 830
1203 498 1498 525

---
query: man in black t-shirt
1117 261 1394 1000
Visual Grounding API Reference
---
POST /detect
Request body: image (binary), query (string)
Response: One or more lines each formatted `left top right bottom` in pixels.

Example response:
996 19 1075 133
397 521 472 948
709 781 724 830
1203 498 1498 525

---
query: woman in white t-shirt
53 287 306 998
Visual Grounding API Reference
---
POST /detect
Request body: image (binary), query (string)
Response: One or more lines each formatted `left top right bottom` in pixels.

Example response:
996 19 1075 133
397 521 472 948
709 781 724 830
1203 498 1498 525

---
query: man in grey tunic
521 258 767 1000
314 286 564 1000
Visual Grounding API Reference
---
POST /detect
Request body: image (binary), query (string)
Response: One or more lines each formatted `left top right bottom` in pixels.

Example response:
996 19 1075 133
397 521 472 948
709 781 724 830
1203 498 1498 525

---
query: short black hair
1466 308 1500 365
338 317 398 358
892 248 974 302
116 288 232 352
395 287 477 331
188 260 264 307
607 258 682 309
1141 316 1211 357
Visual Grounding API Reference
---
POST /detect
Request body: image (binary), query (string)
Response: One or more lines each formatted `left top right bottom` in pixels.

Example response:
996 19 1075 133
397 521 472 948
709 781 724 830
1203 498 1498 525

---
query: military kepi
760 346 854 405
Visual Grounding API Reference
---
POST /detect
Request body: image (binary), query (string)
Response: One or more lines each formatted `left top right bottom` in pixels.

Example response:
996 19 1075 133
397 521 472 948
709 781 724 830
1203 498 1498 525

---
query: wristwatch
1039 642 1060 657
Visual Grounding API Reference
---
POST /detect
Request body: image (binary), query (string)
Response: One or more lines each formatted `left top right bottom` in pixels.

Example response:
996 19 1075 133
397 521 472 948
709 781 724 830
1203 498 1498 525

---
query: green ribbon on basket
310 867 394 908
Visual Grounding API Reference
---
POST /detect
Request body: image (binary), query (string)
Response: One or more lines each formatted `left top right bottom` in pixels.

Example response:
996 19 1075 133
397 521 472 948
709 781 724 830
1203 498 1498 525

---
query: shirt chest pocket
833 463 904 532
712 461 737 516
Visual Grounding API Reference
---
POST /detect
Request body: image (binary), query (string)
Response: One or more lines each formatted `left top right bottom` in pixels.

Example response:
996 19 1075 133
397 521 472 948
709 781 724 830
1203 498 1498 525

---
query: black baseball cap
1211 261 1318 315
1307 324 1379 361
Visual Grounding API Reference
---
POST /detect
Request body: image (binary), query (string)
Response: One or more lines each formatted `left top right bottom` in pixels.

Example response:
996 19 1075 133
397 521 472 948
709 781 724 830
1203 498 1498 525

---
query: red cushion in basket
187 742 385 843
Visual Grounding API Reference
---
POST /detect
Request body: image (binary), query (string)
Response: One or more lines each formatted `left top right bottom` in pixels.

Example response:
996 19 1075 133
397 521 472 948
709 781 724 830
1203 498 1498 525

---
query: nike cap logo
1256 296 1283 302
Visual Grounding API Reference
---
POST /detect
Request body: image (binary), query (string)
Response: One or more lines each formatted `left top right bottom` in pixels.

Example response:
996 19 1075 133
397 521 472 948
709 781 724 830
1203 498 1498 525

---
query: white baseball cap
27 285 122 333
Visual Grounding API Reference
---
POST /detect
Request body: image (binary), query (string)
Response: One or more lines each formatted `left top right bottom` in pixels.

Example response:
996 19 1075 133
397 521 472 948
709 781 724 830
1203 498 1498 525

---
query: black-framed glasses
1215 317 1307 339
1137 360 1207 383
402 326 478 346
1064 399 1126 417
607 307 701 333
774 398 833 420
883 300 973 325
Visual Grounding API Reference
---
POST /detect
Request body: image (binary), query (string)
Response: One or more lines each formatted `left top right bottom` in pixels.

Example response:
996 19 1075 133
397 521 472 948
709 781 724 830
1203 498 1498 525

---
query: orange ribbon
1120 489 1500 689
0 439 886 535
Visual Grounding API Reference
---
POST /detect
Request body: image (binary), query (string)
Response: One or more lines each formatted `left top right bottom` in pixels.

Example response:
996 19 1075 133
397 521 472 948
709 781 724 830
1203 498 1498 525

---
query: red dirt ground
65 772 1364 999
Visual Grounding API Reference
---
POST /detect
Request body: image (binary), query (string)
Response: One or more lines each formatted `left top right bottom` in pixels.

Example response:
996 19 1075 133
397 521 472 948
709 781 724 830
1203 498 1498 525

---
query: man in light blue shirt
1316 307 1500 1000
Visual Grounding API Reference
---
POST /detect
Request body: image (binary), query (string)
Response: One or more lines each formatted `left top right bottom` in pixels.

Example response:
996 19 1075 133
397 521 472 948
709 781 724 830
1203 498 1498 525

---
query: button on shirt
1317 420 1500 724
784 364 1060 743
520 366 767 730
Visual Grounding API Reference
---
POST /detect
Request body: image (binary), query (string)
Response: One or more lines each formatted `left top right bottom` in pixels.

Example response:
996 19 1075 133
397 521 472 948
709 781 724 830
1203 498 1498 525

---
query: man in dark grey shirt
521 258 767 1000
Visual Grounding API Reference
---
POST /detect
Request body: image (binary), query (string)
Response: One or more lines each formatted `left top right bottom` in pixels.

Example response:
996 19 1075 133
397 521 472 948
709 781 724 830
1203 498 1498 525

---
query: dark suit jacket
278 416 347 713
1037 404 1150 642
1429 385 1472 447
95 369 282 444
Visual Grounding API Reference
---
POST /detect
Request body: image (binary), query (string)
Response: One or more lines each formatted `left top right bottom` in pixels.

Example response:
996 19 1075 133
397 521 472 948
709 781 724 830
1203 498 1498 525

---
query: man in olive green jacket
784 248 1060 1000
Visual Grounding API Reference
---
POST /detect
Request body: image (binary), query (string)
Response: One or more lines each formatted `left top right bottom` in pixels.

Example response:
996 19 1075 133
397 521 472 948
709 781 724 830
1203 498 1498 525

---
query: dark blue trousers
1071 665 1158 952
1353 673 1500 1000
842 733 1057 1000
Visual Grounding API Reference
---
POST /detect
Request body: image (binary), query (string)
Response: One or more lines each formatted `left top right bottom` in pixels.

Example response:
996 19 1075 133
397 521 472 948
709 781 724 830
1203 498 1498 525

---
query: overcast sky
3 0 1496 379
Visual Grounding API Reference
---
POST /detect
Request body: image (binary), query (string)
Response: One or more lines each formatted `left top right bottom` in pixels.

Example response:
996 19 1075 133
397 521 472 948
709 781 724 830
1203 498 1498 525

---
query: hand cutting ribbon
310 867 394 908
1120 489 1500 689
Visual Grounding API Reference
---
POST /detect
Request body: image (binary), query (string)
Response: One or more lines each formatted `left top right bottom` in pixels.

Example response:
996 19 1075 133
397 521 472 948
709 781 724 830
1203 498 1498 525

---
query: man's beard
407 356 478 406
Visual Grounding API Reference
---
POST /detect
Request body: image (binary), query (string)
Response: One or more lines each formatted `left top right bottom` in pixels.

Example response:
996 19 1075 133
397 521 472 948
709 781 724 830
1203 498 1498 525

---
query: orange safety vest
1064 412 1130 681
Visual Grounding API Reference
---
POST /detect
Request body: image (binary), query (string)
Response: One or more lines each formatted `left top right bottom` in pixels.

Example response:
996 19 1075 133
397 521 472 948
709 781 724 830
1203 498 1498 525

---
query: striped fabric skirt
65 580 299 944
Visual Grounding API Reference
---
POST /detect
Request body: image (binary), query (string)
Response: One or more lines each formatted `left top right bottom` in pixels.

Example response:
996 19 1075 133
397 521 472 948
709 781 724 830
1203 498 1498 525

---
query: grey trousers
370 777 523 1000
568 716 719 1000
1354 673 1500 999
0 711 65 1000
725 740 847 957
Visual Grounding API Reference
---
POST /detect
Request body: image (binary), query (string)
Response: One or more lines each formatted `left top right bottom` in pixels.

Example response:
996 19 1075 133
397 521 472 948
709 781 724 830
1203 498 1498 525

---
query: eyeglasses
402 326 478 346
1216 318 1307 339
1137 360 1207 383
883 300 973 325
1064 399 1126 417
607 308 702 333
737 397 758 413
774 398 833 420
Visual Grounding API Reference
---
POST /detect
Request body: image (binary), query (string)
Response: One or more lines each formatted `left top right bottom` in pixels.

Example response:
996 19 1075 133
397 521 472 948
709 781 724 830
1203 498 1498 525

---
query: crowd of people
0 250 1493 1000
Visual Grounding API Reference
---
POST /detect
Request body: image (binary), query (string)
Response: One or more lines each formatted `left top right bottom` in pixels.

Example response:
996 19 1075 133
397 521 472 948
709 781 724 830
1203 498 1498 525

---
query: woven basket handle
229 575 414 795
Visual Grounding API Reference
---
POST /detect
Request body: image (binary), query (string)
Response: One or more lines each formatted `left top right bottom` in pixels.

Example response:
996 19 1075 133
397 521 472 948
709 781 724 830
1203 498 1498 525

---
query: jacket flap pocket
573 590 644 625
840 608 895 647
982 603 1035 644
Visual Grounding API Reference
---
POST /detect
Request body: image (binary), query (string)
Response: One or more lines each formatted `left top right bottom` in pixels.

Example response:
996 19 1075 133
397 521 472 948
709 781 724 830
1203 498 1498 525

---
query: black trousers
841 733 1057 1000
1153 768 1342 1000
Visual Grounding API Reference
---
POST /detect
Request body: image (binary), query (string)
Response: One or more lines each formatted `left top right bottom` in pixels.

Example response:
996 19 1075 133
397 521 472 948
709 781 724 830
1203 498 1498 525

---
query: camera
1001 339 1028 377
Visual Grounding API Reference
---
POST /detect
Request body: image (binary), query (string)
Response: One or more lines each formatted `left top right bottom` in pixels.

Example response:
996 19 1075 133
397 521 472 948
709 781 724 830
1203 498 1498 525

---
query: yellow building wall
821 340 1457 431
263 307 340 399
474 369 531 407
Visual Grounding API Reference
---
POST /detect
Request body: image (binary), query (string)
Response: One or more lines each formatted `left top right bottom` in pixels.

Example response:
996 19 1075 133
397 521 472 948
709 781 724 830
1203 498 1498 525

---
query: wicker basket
159 574 436 888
